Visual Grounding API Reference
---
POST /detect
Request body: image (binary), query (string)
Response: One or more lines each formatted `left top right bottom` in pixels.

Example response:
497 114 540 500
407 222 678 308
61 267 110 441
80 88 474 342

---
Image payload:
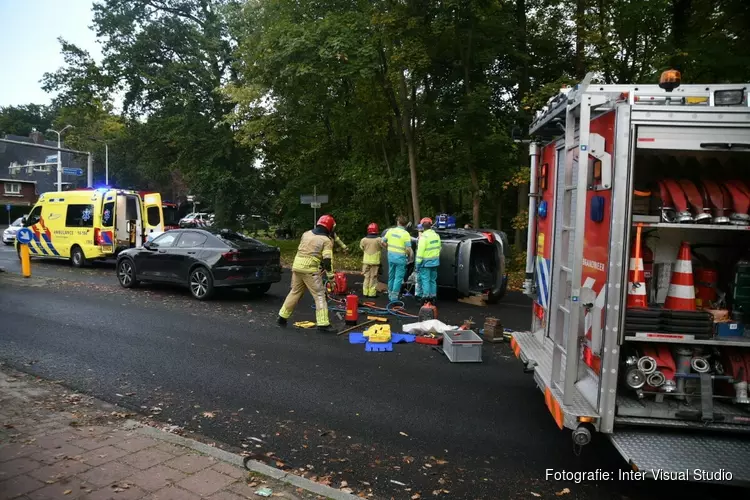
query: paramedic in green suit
381 215 413 302
415 217 441 303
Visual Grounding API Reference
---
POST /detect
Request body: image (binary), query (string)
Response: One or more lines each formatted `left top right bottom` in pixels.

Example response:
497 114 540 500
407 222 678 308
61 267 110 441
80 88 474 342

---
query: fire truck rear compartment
616 146 750 432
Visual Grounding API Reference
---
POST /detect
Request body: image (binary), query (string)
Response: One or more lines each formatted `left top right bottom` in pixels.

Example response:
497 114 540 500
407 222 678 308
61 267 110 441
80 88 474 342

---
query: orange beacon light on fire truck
659 69 681 91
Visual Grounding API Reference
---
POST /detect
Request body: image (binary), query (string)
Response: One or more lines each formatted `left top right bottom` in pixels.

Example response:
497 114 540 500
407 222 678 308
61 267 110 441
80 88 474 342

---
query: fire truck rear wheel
70 245 87 268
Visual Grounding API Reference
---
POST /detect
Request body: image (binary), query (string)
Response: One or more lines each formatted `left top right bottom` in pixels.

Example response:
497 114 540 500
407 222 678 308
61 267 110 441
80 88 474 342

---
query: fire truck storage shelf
624 333 750 347
633 221 750 231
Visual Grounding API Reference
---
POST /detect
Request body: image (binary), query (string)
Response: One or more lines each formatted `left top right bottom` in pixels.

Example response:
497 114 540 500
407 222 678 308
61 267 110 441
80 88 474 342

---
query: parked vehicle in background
17 188 163 267
179 212 212 228
161 202 180 230
116 228 282 300
380 226 508 303
3 217 24 245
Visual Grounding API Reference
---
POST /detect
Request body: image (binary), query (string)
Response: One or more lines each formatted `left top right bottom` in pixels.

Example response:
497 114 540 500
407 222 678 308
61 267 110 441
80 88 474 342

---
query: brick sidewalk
0 367 359 500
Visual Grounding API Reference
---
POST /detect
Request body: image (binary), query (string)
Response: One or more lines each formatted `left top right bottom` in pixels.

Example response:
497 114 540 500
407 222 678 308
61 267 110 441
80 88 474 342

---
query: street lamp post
47 125 74 192
88 137 109 185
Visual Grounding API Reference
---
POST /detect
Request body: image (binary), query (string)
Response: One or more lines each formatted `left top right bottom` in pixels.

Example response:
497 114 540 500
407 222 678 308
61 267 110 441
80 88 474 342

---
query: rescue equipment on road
345 293 359 325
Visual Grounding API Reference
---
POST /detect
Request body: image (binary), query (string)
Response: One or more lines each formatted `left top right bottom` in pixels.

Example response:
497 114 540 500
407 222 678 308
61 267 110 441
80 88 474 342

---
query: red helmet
317 214 336 232
420 217 433 225
367 223 379 234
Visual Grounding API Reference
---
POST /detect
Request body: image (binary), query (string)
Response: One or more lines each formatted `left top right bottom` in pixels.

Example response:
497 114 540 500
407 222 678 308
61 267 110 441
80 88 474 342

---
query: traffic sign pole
16 227 33 278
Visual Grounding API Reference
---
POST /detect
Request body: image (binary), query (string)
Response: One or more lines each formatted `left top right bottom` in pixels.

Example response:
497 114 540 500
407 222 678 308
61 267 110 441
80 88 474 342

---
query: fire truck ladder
547 74 602 408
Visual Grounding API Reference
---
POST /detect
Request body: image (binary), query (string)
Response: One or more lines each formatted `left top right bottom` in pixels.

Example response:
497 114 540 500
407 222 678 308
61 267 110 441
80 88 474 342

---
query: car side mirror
21 216 27 225
144 241 155 250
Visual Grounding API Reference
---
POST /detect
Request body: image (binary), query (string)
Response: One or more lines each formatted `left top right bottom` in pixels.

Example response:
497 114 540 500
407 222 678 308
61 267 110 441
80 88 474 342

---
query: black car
116 228 282 300
380 227 508 303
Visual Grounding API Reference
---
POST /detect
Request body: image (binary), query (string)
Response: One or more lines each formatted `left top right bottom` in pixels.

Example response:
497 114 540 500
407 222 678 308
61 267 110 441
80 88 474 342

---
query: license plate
101 245 113 254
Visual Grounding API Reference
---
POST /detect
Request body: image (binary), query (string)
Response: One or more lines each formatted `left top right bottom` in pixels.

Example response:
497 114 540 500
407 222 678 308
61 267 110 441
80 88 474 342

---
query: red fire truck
512 70 750 481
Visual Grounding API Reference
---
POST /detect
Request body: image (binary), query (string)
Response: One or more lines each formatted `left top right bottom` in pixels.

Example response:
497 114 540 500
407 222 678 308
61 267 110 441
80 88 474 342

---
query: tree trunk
495 197 502 231
397 70 421 222
514 184 527 250
670 0 692 71
469 163 481 228
575 0 586 79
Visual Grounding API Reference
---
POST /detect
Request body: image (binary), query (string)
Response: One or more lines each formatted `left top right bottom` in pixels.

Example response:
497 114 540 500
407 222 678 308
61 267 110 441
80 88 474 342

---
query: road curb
125 420 360 500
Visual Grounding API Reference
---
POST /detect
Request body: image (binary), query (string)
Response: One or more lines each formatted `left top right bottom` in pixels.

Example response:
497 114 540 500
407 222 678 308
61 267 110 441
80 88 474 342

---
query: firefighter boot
277 316 288 327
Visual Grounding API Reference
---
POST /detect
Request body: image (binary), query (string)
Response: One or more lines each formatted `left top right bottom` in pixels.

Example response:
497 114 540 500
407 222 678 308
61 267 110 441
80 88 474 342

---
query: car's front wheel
117 259 139 288
189 266 214 300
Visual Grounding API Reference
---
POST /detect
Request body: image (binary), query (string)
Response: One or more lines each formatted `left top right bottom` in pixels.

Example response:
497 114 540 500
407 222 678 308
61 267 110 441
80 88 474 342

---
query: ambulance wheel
70 245 87 268
117 258 139 288
247 283 271 296
189 266 214 300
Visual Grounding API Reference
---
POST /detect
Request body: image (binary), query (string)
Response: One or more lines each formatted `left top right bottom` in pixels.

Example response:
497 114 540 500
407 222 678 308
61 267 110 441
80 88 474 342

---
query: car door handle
158 250 167 254
187 251 196 255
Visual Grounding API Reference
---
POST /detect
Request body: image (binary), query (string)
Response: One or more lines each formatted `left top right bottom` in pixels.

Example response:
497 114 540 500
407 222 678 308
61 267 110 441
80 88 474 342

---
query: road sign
300 194 329 204
63 167 83 176
5 204 10 212
16 228 33 245
310 202 322 209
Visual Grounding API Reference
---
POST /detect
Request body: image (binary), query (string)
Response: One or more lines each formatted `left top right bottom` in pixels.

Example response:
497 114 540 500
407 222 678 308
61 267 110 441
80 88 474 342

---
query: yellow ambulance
17 188 163 267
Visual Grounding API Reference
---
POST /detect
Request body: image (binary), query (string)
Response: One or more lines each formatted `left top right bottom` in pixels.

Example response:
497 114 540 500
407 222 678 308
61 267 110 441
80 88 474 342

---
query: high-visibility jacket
416 228 441 267
383 226 412 264
334 233 347 251
292 229 333 273
360 235 382 265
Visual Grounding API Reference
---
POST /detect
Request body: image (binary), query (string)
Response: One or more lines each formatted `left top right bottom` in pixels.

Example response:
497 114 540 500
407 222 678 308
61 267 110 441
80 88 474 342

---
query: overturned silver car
379 227 508 303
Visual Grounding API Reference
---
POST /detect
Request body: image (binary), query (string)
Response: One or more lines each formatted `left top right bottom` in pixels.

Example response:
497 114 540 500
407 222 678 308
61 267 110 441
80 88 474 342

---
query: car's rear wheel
117 259 139 288
189 266 214 300
247 283 272 296
71 245 86 268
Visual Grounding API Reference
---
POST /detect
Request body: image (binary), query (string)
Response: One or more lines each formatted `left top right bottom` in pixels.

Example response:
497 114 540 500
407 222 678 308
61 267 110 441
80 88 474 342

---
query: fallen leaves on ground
556 488 571 496
399 431 409 437
202 411 216 419
403 456 414 464
411 494 421 499
530 493 541 498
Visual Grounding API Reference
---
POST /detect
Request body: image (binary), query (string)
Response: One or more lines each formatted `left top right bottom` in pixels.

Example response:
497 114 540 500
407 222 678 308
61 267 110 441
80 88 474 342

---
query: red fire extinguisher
345 294 359 325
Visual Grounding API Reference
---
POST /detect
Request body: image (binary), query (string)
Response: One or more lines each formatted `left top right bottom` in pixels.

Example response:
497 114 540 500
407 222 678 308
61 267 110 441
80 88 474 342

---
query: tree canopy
2 0 747 241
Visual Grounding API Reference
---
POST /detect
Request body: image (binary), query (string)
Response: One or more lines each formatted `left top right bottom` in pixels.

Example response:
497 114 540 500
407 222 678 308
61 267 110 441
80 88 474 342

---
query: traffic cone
627 241 648 308
664 242 696 311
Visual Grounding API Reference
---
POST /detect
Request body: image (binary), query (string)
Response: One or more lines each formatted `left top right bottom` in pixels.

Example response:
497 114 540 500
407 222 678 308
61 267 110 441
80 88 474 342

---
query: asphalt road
0 244 742 499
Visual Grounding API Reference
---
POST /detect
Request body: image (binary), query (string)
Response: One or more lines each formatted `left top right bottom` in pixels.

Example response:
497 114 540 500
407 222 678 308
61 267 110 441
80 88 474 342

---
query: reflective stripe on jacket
416 229 441 267
292 230 333 273
384 227 411 256
360 236 382 265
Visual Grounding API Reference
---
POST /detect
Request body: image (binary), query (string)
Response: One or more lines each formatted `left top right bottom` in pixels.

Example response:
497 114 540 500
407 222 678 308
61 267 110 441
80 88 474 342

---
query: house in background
0 130 87 220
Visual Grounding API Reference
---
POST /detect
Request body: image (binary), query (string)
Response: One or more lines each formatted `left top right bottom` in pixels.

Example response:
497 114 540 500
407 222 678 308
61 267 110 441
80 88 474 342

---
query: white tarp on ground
402 319 458 334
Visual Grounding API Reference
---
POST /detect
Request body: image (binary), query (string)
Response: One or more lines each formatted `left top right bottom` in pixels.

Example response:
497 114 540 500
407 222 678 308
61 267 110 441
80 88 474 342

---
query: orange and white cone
627 242 648 308
664 242 696 311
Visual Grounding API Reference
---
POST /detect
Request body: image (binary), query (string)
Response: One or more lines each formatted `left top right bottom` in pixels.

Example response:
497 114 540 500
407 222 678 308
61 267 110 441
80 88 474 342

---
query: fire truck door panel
534 143 558 329
636 125 750 152
609 430 750 484
579 111 615 377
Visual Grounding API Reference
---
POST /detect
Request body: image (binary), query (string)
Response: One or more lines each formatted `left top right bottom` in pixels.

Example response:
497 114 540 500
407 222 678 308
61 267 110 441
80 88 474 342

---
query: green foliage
30 0 750 242
0 104 56 136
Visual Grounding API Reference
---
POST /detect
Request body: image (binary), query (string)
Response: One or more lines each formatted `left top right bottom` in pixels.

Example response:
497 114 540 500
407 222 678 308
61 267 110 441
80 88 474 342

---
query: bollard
20 244 31 278
16 227 33 278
